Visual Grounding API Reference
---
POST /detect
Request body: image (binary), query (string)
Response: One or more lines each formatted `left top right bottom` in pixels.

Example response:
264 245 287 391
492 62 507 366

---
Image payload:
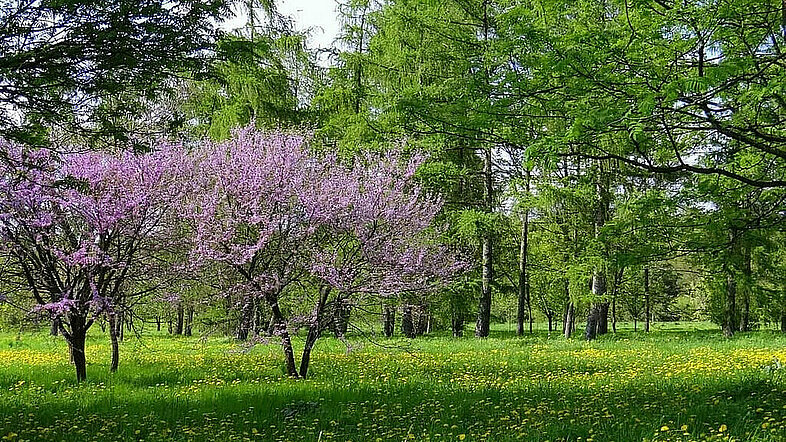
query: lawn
1 325 785 441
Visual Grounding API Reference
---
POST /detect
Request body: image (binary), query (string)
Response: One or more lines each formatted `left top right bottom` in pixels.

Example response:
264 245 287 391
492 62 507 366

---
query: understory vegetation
1 326 785 441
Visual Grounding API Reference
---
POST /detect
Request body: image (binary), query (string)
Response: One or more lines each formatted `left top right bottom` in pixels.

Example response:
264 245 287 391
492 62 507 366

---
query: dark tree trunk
414 304 429 336
382 305 395 337
333 299 351 338
476 145 494 338
236 301 253 340
723 273 737 338
547 313 553 332
175 304 184 335
564 301 575 339
585 305 600 341
299 286 330 379
156 316 161 332
740 244 752 332
67 316 88 382
50 318 59 336
167 319 173 334
269 297 299 378
597 302 609 335
401 305 416 338
184 306 193 337
644 267 651 333
108 312 119 373
452 313 464 337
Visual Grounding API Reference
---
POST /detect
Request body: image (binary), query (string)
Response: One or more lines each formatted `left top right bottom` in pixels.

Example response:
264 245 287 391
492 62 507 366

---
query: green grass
1 324 785 441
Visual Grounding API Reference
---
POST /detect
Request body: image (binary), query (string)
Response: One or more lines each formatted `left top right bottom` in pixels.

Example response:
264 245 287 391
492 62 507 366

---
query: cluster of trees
0 131 460 380
2 0 786 379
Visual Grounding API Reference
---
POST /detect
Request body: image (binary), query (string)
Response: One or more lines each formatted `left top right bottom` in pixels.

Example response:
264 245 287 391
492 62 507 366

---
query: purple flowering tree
185 129 463 379
0 140 185 381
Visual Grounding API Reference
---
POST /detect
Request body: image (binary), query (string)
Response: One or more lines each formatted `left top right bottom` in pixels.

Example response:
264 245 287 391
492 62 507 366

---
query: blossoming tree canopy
185 128 465 378
0 139 186 381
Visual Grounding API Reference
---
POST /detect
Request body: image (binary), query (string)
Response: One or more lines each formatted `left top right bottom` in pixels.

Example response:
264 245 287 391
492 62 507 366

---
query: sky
223 0 342 51
278 0 342 50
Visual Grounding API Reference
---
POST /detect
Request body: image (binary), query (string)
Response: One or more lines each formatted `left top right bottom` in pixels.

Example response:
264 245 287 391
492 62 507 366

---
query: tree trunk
740 244 751 332
236 301 253 340
452 312 464 337
175 304 184 335
299 286 330 379
585 305 599 341
597 302 609 335
476 145 493 338
723 273 737 338
184 306 193 337
382 305 395 337
269 297 299 378
50 318 59 336
781 311 786 333
401 305 416 338
156 316 161 332
644 267 651 333
517 172 530 336
564 301 574 339
476 235 492 338
333 299 351 338
68 316 88 382
108 312 119 373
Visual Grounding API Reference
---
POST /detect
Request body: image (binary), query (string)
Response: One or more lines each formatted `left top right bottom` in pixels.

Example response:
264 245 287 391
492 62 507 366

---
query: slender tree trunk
333 298 351 338
644 267 651 333
452 312 464 337
299 286 331 379
108 312 119 373
402 305 416 339
185 306 193 337
781 311 786 333
269 297 299 378
382 305 395 337
517 170 530 336
175 304 184 335
156 316 161 332
564 302 575 339
476 146 494 338
50 318 59 336
723 273 737 338
740 244 751 332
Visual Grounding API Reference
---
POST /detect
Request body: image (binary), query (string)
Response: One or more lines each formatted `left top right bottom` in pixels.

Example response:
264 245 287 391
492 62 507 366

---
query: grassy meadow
1 324 785 441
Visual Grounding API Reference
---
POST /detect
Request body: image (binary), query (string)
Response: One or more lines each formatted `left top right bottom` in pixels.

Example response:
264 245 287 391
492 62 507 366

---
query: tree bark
67 316 88 382
156 316 161 332
333 298 351 338
563 301 575 339
585 305 599 341
476 145 493 338
452 312 464 337
269 297 299 378
517 170 530 336
185 306 193 337
382 305 395 337
108 312 119 373
299 286 330 379
597 302 609 335
644 267 651 333
781 311 786 333
740 244 752 332
402 305 416 338
175 303 184 335
723 273 737 338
